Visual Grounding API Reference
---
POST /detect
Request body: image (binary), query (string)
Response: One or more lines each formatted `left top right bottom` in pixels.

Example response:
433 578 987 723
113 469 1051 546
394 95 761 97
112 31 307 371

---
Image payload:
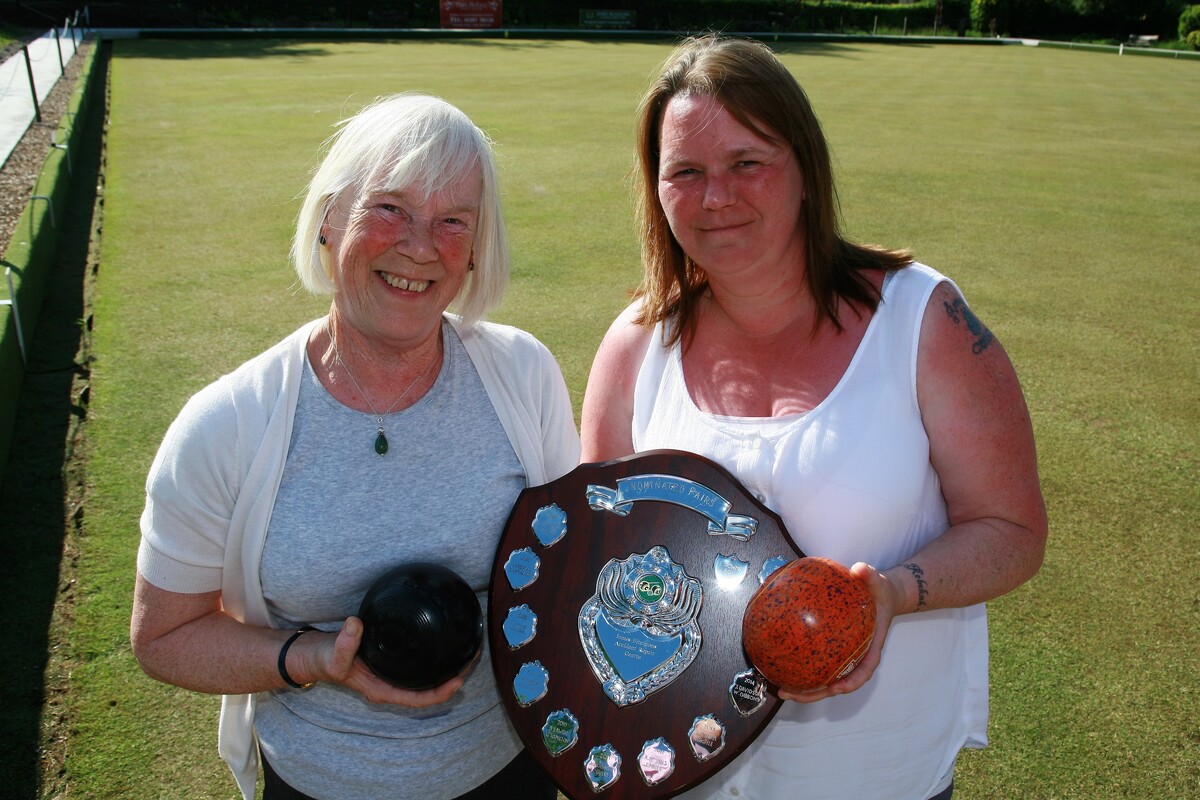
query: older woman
581 36 1047 800
131 93 579 799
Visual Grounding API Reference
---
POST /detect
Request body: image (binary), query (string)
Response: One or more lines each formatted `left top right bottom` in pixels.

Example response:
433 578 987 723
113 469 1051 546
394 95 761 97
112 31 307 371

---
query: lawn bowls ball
742 556 875 693
357 562 483 690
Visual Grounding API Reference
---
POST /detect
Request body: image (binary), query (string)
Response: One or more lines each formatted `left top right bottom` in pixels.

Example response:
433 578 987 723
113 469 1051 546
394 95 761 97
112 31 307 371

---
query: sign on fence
580 9 635 29
440 0 503 29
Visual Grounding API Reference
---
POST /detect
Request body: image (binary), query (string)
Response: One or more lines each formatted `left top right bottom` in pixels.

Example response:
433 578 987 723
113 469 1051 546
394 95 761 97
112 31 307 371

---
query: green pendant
374 431 389 455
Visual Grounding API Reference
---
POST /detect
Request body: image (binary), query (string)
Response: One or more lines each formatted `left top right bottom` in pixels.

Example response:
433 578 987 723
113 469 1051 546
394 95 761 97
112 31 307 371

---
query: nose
701 173 735 210
395 218 437 263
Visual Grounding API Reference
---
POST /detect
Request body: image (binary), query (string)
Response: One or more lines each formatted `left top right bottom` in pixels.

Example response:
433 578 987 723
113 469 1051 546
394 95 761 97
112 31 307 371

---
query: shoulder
580 302 655 462
586 302 656 404
916 273 1024 428
919 278 996 365
595 302 656 372
883 261 953 303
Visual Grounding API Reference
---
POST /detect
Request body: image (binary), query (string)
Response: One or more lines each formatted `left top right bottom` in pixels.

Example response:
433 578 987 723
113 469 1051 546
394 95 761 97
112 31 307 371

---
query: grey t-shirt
255 322 526 799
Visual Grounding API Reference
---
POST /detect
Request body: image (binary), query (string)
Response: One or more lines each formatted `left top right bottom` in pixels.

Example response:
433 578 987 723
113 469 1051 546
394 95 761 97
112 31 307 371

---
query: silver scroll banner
586 475 759 542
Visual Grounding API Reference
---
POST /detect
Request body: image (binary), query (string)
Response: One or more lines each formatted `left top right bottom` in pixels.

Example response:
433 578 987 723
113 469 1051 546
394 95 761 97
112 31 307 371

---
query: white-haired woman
131 93 579 800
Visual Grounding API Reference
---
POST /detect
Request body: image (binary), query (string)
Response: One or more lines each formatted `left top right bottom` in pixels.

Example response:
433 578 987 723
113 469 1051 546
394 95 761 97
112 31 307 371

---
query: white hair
291 93 507 326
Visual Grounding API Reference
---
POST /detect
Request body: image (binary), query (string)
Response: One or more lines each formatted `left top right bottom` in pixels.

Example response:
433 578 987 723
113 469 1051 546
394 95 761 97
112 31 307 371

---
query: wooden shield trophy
489 450 804 798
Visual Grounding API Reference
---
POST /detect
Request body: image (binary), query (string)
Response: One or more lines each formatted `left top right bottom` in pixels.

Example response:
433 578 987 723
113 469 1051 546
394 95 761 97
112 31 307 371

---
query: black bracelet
278 626 316 689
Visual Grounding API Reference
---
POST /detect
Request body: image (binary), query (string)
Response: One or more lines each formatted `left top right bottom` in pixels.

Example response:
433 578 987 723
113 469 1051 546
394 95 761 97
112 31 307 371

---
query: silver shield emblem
584 743 622 792
714 553 750 590
531 503 568 547
637 737 676 786
504 547 541 591
578 545 703 707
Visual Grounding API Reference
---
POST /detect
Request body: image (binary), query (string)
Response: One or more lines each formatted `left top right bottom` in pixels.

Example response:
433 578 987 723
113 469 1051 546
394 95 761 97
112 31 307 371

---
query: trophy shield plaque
489 450 805 799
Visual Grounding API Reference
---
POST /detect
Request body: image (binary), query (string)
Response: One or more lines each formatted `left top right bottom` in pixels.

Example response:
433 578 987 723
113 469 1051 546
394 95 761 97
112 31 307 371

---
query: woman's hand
299 616 471 708
777 562 902 704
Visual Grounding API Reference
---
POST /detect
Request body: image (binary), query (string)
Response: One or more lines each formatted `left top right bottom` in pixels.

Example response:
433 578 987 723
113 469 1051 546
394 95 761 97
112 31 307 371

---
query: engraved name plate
584 744 622 792
637 738 676 786
504 548 541 591
532 503 568 548
688 714 727 762
514 661 550 707
542 709 580 757
729 669 768 717
502 604 537 650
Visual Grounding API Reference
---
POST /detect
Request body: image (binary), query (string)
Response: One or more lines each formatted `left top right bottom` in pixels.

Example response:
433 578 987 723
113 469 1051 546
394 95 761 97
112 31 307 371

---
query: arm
783 280 1048 702
130 575 467 706
580 304 654 462
893 280 1048 610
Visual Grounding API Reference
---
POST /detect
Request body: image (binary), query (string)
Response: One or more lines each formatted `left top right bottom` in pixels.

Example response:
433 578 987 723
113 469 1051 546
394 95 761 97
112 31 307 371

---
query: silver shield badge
578 545 703 707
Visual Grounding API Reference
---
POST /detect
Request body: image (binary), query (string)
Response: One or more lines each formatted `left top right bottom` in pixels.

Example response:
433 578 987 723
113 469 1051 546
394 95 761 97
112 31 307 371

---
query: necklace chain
331 331 439 455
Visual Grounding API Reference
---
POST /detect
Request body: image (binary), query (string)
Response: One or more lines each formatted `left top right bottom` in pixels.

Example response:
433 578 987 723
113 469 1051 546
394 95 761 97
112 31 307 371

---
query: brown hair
633 34 911 345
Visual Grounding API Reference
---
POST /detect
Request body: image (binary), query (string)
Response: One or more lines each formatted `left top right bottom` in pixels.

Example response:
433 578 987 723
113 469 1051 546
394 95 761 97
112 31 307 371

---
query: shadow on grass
110 36 340 59
108 31 900 60
0 51 105 800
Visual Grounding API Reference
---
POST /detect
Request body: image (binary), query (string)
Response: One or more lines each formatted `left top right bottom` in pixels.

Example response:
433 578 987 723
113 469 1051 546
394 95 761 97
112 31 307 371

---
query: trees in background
1 0 1194 44
971 0 1190 39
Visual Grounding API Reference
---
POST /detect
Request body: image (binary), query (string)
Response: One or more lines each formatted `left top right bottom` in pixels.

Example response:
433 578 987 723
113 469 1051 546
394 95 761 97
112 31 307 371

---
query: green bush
970 0 1079 38
1179 4 1200 38
1188 29 1200 48
602 0 973 35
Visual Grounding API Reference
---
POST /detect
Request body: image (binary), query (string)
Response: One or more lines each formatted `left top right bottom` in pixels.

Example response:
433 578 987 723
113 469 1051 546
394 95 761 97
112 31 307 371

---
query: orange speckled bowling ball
742 557 876 693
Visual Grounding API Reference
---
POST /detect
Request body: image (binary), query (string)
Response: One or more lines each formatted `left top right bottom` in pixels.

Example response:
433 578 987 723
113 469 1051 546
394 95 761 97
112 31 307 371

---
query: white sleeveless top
633 263 987 800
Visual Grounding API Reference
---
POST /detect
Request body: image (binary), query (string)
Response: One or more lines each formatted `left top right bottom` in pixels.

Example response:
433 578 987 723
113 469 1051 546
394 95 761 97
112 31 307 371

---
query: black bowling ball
356 562 483 690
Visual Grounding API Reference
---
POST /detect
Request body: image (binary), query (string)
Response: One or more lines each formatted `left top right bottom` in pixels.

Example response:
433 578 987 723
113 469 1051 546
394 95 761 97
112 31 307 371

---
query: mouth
699 219 752 235
379 271 431 293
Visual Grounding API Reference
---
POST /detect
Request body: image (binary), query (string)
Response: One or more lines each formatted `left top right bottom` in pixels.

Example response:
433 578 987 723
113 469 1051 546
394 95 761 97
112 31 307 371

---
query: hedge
1180 4 1200 38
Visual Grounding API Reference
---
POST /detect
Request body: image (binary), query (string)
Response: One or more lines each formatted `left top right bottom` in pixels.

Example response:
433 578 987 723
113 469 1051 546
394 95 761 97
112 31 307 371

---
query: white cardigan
138 315 580 798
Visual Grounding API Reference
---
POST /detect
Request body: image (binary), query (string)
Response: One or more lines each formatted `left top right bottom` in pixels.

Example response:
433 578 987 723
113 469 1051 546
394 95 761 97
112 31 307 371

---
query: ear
319 193 341 242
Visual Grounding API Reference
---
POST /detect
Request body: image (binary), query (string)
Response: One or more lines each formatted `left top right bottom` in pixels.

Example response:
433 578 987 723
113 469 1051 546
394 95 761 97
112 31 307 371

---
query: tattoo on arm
901 562 929 610
942 298 994 354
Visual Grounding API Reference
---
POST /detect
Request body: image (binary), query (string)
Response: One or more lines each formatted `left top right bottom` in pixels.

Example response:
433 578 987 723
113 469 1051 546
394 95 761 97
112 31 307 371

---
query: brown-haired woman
581 35 1047 800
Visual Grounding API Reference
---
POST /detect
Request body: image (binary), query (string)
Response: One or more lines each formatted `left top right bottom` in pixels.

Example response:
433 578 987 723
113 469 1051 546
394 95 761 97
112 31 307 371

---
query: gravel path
0 38 92 259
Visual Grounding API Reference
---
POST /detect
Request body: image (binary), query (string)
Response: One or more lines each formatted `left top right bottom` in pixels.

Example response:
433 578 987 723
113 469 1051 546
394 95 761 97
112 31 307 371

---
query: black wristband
278 626 315 689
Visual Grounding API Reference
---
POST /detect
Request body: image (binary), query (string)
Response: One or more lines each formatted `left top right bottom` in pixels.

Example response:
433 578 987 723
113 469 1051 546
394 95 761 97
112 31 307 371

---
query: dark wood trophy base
488 450 804 799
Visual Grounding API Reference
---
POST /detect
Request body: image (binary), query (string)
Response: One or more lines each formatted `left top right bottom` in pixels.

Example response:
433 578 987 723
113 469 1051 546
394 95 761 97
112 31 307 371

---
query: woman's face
656 94 806 280
322 167 482 350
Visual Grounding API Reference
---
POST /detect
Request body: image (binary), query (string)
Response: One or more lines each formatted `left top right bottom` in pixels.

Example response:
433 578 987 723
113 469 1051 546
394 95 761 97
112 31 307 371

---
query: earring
319 235 327 246
468 259 475 272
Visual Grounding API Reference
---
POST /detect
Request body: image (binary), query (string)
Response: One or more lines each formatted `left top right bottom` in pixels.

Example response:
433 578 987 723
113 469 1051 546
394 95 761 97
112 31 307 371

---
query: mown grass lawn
63 37 1200 798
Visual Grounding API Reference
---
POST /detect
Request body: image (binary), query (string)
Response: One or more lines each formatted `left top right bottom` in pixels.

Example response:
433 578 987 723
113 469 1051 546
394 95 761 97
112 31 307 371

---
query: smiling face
656 94 806 283
322 166 482 351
